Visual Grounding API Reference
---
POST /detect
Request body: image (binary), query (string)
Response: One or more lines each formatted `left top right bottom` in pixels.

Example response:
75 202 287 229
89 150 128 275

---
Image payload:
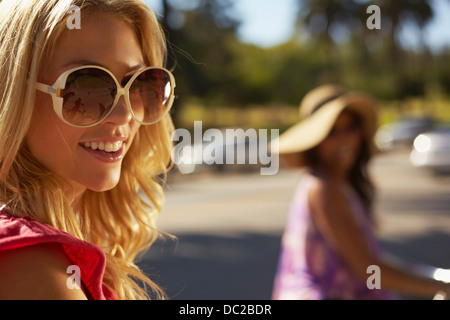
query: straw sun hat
272 84 379 168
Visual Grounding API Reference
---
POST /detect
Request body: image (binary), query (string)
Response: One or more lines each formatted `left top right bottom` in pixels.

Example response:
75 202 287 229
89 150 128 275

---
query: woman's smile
79 140 125 163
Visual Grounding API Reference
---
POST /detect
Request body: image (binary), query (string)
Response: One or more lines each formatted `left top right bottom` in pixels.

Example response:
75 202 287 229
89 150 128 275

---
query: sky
144 0 450 53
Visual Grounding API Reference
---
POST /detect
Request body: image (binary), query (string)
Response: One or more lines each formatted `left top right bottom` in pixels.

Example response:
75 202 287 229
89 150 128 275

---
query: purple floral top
272 173 395 300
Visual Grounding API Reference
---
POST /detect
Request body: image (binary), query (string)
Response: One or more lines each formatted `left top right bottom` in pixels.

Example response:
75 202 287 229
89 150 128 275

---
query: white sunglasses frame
35 65 176 128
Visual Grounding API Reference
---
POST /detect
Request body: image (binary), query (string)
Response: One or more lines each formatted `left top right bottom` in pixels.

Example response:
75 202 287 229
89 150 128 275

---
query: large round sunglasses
35 65 176 128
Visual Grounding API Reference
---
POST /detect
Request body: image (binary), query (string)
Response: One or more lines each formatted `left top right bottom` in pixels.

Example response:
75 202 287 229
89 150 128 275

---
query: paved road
138 149 450 300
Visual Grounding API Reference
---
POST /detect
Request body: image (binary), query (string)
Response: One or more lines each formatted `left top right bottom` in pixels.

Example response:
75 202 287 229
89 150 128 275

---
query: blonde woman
0 0 176 299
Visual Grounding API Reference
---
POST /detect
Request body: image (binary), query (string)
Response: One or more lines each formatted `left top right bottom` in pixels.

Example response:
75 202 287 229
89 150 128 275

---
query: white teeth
81 141 123 152
105 142 112 152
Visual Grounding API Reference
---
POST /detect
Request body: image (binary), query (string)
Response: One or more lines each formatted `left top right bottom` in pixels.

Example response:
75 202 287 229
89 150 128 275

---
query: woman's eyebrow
124 64 146 74
60 59 145 72
61 59 106 69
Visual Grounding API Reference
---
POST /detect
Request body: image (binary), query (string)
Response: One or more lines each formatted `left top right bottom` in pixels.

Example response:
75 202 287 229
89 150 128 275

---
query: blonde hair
0 0 174 299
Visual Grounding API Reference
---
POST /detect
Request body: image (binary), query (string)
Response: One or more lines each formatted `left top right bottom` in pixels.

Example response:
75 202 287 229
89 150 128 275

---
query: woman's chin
89 181 120 192
82 174 121 193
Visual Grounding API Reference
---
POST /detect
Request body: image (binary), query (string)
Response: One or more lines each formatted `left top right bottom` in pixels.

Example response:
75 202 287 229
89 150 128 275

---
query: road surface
138 148 450 299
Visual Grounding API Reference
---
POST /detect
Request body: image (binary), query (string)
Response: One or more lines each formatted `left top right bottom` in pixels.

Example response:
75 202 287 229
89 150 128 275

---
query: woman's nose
103 96 133 126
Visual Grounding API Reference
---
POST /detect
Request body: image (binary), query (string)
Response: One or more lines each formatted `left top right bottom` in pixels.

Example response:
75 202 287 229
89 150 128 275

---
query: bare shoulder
307 175 358 229
0 243 87 300
308 175 344 208
307 175 377 276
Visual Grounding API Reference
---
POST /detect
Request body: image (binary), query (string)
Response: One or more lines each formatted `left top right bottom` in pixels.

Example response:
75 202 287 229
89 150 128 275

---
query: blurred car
410 127 450 174
375 116 434 151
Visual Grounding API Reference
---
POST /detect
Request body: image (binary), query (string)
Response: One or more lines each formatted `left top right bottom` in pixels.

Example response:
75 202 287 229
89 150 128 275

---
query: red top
0 209 117 300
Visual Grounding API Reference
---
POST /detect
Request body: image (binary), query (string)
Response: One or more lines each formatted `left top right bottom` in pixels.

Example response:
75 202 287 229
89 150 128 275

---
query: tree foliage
156 0 449 118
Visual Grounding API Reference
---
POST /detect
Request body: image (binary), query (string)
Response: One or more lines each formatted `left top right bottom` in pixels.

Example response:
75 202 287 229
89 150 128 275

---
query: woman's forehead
43 12 144 78
334 110 360 127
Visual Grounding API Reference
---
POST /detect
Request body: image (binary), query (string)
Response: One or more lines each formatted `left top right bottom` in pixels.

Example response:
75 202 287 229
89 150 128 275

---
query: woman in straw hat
271 85 450 300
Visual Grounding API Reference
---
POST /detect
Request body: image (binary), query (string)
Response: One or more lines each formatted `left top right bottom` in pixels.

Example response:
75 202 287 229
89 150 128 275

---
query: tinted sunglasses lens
60 68 116 126
129 68 173 124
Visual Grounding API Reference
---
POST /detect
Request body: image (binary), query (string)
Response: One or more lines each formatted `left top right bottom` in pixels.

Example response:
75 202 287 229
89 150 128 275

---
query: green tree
372 0 433 99
158 0 242 126
296 0 435 100
298 0 360 46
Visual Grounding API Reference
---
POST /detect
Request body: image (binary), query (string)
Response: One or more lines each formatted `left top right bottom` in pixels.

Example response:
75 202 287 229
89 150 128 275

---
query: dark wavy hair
303 110 376 222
